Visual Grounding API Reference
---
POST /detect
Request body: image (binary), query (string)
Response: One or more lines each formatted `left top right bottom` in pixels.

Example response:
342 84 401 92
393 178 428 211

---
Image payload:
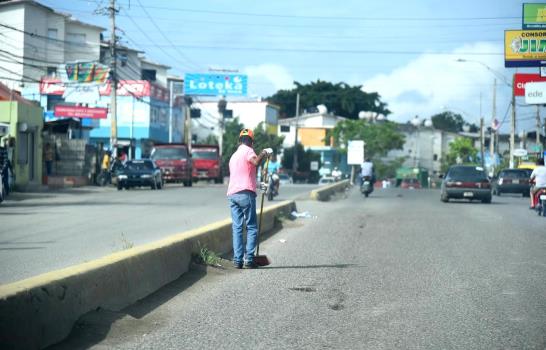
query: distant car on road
191 144 222 184
492 168 532 197
400 178 421 189
117 159 163 190
278 173 293 185
318 176 336 185
441 165 492 203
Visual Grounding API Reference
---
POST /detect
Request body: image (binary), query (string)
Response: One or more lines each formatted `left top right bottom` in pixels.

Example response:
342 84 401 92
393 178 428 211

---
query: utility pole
509 73 516 168
490 79 496 174
168 79 173 143
292 93 300 174
218 97 227 159
480 117 485 168
535 105 540 147
109 0 117 154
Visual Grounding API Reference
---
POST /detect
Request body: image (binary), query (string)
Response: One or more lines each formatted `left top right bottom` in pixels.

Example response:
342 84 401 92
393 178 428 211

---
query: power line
121 9 198 73
128 43 503 56
63 0 520 22
134 0 202 71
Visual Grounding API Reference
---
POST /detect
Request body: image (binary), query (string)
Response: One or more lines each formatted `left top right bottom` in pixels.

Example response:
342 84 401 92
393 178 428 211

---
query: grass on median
193 242 222 267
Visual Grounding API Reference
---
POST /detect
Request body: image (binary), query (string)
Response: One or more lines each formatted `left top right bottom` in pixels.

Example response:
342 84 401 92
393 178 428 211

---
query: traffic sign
514 148 528 157
347 140 365 165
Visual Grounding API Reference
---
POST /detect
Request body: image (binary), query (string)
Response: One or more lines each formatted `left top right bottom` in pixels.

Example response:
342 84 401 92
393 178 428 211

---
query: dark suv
492 169 532 197
441 165 492 203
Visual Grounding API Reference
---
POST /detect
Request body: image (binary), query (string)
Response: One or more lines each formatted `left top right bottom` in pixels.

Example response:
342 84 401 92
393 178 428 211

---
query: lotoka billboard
184 73 247 96
504 30 546 67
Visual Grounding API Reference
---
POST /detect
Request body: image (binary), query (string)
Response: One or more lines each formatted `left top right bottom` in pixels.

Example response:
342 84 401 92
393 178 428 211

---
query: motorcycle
267 172 280 201
360 175 373 198
533 188 546 217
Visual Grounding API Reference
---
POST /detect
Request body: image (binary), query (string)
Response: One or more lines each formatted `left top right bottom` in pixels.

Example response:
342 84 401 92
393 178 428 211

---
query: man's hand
259 182 268 193
262 148 273 156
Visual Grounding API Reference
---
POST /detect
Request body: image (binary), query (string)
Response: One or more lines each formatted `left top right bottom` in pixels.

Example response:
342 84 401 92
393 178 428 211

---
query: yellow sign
504 30 546 67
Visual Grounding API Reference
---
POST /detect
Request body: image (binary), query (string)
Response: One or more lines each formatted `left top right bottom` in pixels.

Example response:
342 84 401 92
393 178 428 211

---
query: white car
278 173 293 185
318 176 336 185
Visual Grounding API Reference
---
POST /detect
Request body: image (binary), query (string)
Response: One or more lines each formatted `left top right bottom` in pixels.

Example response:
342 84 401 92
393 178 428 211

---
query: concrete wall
0 101 43 188
0 200 296 350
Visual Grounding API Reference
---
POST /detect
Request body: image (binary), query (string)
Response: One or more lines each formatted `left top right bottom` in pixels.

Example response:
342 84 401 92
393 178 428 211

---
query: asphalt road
50 188 546 350
0 183 317 284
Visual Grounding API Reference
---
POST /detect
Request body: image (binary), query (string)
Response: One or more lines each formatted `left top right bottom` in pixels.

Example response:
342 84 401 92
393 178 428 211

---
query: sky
40 0 544 134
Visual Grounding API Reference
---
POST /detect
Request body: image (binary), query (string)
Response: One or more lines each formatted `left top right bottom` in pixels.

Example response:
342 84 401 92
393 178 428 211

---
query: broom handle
257 156 270 256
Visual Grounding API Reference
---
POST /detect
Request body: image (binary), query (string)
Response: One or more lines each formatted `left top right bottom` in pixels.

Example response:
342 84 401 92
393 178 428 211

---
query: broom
254 155 272 267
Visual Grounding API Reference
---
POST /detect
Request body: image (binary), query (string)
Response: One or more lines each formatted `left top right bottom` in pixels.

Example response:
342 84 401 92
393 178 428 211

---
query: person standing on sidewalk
227 128 272 269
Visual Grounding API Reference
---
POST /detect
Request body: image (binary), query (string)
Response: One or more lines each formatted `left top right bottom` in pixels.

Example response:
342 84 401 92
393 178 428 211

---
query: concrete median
310 179 350 201
0 199 296 350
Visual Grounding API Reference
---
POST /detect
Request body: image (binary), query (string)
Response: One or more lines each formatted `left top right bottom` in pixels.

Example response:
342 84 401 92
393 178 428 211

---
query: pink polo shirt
227 144 257 196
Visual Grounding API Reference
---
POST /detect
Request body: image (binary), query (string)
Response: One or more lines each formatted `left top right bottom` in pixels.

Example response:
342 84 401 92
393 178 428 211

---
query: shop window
141 69 156 81
47 28 57 40
433 154 438 161
47 66 57 77
280 125 290 132
47 95 64 111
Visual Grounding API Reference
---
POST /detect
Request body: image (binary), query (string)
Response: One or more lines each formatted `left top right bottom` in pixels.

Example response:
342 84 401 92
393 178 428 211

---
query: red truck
191 144 223 184
151 143 193 186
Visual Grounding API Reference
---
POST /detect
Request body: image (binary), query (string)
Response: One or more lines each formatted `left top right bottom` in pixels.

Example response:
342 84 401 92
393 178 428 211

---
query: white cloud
243 63 295 97
362 42 509 125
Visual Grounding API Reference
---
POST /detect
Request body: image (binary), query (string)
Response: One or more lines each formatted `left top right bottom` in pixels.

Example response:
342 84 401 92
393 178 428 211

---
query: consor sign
504 30 546 67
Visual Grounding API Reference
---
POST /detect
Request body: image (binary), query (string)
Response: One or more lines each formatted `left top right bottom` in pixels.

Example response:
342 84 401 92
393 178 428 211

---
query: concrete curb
309 180 350 201
0 200 296 350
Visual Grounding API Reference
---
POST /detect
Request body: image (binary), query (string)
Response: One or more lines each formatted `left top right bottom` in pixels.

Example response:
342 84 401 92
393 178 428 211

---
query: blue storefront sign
184 73 247 96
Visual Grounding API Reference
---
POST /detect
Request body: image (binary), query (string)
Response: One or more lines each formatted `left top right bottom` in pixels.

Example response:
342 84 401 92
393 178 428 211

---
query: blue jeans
228 190 258 264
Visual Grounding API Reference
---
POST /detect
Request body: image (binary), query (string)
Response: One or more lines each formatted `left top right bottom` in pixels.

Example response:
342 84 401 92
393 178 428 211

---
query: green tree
430 111 465 132
327 119 405 159
252 122 285 157
281 144 321 172
375 157 407 179
268 80 390 119
221 118 244 170
441 137 478 172
198 134 218 145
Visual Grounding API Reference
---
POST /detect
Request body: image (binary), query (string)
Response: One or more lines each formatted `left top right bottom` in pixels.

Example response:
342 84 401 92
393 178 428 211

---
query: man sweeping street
227 128 272 269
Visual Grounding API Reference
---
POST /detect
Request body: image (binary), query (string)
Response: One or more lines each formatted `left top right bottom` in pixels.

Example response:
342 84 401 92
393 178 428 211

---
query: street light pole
292 93 300 174
109 0 117 154
510 73 516 168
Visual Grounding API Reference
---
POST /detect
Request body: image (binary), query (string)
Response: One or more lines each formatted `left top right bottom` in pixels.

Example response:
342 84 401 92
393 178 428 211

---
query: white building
191 99 279 142
0 0 104 93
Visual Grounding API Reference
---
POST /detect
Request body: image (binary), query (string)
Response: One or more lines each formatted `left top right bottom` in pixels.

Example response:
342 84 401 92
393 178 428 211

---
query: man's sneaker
244 261 258 269
233 261 243 269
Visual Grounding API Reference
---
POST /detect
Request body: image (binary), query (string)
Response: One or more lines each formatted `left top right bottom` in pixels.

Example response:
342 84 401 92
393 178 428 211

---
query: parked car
440 165 492 203
278 173 293 185
117 159 163 190
151 144 192 186
492 168 532 197
191 144 222 184
318 176 336 185
400 178 421 189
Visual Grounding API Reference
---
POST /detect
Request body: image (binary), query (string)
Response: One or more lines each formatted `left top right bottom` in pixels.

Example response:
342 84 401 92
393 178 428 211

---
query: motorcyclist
530 158 546 209
360 158 375 185
267 154 281 196
332 167 342 181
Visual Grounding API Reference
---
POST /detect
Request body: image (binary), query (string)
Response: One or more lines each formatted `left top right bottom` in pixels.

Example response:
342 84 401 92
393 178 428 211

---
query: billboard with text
184 73 247 96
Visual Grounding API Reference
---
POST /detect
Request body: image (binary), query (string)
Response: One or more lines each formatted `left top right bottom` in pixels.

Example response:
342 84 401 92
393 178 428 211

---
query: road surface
0 183 316 284
50 188 546 350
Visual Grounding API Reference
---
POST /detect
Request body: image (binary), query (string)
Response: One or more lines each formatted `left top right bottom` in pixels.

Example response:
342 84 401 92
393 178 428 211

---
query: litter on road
291 210 316 219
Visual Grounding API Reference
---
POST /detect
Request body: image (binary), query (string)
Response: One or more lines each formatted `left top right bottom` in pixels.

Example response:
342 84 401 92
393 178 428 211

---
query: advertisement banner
524 81 546 104
54 105 108 119
347 140 365 165
504 30 546 67
184 73 247 96
523 3 546 30
513 73 546 96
